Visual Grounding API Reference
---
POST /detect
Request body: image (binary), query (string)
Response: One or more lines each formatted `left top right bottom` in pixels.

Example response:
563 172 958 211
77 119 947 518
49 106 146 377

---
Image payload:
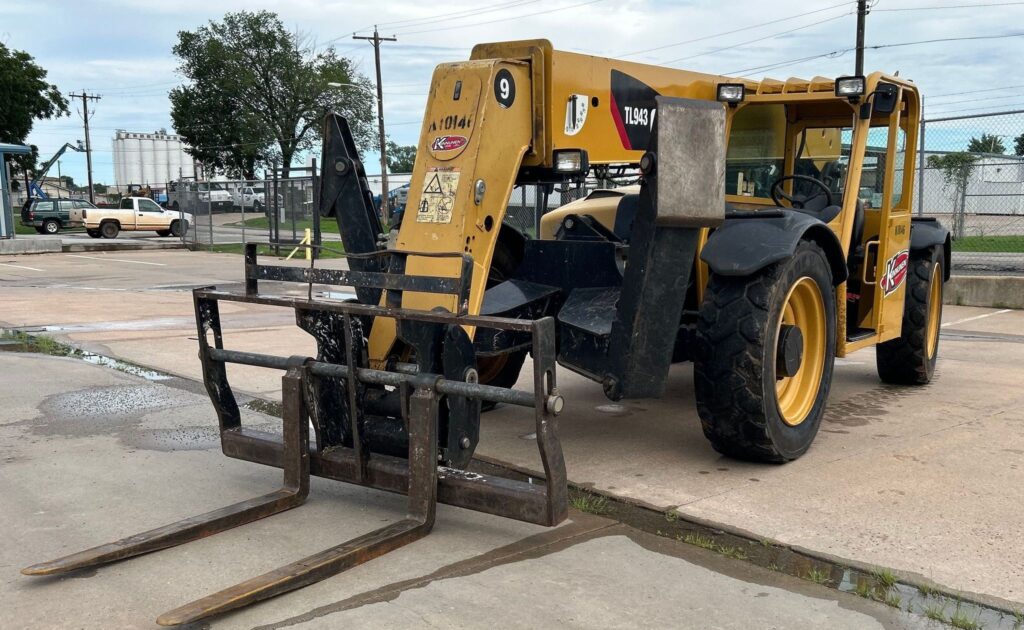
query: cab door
135 198 166 230
860 91 914 343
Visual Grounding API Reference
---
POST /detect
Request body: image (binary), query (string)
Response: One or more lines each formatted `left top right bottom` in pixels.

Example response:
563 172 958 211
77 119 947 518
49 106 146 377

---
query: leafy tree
386 141 417 173
92 183 108 194
1014 132 1024 157
0 43 69 176
967 133 1006 155
171 11 375 178
928 152 977 238
58 175 76 191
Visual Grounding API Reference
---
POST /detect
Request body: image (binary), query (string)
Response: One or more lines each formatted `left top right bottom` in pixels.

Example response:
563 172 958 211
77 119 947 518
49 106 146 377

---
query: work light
553 149 590 175
716 83 745 104
835 76 866 99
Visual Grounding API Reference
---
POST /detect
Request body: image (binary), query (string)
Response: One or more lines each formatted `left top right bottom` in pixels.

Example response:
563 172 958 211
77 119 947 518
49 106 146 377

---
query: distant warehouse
112 129 195 188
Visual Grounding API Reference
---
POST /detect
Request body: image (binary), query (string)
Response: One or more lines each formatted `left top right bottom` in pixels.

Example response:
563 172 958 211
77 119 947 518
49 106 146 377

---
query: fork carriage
24 243 567 626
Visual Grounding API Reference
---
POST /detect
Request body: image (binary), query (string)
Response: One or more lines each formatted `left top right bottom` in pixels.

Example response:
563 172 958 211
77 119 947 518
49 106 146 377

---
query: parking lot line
942 308 1013 328
0 262 43 272
66 255 166 266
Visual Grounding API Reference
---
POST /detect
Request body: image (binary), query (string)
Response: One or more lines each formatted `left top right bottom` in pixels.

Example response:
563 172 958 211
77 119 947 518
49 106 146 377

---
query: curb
61 241 185 253
946 275 1024 309
0 238 62 255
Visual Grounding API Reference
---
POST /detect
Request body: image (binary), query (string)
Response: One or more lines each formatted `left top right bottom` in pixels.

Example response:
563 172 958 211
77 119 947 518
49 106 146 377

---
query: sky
4 0 1023 185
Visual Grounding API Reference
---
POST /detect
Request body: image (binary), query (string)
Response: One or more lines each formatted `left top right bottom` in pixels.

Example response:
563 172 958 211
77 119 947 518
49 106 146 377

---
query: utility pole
855 0 868 76
56 161 62 199
354 26 397 220
68 92 101 204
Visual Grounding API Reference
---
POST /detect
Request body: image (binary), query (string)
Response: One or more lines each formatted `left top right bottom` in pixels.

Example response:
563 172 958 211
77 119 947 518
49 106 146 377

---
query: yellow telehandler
24 39 948 624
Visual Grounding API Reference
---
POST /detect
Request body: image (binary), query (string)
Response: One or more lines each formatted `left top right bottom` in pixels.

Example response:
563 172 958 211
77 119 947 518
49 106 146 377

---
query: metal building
112 129 194 187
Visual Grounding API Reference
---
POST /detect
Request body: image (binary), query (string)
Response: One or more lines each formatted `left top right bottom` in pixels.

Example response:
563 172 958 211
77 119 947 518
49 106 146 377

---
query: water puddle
79 352 172 381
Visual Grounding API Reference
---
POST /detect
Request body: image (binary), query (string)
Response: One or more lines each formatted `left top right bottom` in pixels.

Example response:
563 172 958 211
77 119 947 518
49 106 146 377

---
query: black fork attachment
23 243 567 626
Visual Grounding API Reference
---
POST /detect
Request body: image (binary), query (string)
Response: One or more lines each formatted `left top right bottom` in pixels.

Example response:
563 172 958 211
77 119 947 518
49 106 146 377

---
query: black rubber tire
477 228 527 406
169 220 186 237
156 229 172 237
694 240 837 463
876 246 943 385
43 220 60 234
100 221 119 239
87 229 101 239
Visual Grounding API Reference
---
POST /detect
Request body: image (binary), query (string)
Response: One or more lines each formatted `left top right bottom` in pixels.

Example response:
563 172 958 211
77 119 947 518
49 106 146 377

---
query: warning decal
416 167 460 224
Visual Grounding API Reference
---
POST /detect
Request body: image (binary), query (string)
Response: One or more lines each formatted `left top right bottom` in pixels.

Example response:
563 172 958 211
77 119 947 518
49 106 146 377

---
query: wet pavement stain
825 384 916 427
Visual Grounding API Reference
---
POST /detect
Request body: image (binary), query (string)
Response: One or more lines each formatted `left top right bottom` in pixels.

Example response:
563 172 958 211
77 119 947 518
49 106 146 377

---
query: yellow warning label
416 167 460 224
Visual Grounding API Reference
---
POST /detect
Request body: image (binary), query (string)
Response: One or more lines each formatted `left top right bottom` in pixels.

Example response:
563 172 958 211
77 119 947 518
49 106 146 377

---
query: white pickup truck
74 196 194 239
232 184 267 210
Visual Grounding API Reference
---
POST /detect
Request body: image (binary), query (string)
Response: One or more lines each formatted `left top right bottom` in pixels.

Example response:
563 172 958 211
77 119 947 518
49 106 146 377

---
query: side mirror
872 82 899 115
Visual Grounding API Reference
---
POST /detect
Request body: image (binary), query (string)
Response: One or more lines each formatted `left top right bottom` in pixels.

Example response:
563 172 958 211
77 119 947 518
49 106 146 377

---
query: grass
1 330 78 357
873 568 899 589
226 216 342 234
949 604 982 630
917 583 937 598
855 581 873 599
198 243 347 259
569 494 610 515
1013 609 1024 627
682 532 717 550
884 593 903 609
923 604 947 622
952 234 1024 253
804 566 831 586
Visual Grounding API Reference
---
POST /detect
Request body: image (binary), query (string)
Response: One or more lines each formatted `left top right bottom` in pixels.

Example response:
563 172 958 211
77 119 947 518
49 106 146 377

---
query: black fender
700 209 848 285
910 217 951 281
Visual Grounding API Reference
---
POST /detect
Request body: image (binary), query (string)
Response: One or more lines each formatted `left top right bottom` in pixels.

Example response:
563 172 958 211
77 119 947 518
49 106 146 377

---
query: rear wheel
43 220 60 234
876 246 943 384
169 220 186 237
100 221 119 239
694 240 836 463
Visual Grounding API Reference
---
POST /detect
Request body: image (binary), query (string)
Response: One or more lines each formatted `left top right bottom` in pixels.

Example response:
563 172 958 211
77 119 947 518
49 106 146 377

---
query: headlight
717 83 745 104
553 149 589 175
835 76 866 99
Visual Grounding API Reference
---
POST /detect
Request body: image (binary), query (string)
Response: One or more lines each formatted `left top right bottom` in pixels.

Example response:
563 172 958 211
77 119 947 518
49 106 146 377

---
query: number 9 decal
494 68 515 108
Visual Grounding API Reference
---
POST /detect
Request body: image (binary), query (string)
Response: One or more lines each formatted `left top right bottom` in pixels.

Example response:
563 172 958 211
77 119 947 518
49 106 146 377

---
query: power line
662 13 850 65
924 93 1024 106
617 1 853 59
929 84 1024 98
927 102 1024 116
874 1 1024 11
393 0 608 36
725 32 1024 76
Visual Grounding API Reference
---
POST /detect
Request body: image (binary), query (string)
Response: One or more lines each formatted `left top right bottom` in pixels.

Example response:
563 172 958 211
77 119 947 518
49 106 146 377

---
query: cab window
119 198 133 209
725 104 785 198
139 199 163 213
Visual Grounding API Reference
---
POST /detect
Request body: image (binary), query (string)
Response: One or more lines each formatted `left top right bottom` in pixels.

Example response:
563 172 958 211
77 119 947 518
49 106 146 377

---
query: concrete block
945 275 1024 309
0 237 61 254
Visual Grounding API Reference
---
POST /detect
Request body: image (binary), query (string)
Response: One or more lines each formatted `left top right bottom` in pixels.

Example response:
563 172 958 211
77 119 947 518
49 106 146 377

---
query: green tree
92 183 108 194
967 133 1006 154
928 152 977 238
0 43 69 176
1014 132 1024 156
385 141 417 173
171 11 375 178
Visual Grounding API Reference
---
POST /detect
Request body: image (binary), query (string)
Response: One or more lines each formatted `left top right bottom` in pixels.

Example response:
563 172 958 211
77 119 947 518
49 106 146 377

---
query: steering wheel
770 175 833 210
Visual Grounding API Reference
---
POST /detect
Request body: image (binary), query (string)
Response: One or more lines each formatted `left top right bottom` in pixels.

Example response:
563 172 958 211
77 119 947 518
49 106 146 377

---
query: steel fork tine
22 366 311 577
155 386 439 626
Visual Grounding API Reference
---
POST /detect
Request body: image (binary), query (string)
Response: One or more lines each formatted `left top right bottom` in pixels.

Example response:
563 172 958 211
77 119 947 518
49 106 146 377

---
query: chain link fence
916 109 1024 273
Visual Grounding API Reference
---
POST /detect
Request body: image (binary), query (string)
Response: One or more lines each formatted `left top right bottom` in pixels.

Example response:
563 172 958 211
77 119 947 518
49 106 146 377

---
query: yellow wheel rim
926 262 942 359
775 277 827 427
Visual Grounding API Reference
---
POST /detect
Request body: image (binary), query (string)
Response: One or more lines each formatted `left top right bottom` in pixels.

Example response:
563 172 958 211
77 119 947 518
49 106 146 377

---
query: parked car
167 180 233 213
20 198 93 234
75 196 193 239
232 184 267 210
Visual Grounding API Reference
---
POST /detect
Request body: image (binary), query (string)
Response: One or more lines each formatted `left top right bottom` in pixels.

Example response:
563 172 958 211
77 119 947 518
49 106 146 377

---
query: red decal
431 135 467 152
608 90 632 150
880 249 910 296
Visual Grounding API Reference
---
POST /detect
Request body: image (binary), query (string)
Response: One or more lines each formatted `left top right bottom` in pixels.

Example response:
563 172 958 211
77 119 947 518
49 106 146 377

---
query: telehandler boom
24 39 949 625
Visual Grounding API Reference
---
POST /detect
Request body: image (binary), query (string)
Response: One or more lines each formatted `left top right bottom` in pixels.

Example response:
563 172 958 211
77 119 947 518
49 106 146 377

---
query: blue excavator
27 141 84 199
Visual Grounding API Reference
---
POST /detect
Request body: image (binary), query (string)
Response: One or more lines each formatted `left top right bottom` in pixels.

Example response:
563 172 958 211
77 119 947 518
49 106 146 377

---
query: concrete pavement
0 352 922 629
1 249 1022 615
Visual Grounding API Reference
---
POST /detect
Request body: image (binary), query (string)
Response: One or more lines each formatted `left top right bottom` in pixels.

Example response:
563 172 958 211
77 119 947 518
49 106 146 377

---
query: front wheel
694 240 837 463
876 246 944 384
43 219 60 235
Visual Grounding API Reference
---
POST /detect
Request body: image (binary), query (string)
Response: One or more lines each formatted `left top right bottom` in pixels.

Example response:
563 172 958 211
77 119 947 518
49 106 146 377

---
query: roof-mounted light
716 83 746 105
835 75 866 100
553 149 590 176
